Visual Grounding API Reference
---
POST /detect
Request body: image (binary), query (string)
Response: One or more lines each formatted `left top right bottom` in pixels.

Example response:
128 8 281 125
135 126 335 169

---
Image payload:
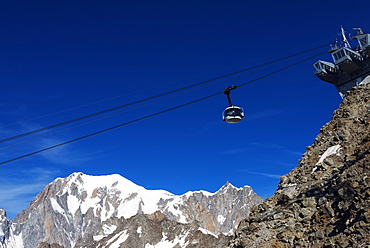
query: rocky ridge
74 211 232 248
228 84 370 247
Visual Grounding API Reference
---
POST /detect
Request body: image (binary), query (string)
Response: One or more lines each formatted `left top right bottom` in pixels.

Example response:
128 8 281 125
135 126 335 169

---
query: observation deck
313 28 370 98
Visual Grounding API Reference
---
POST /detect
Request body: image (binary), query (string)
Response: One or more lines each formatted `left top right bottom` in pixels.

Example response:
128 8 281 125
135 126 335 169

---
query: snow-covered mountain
1 172 263 248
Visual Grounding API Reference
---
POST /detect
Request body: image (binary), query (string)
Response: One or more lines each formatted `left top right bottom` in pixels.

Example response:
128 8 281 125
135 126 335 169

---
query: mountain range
0 172 263 248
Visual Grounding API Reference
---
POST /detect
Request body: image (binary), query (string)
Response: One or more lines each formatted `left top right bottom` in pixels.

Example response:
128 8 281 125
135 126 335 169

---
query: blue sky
0 0 369 220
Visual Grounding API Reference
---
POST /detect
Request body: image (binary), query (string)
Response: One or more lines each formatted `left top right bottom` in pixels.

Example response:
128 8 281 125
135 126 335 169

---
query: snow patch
184 190 215 198
312 145 341 173
50 198 64 214
198 228 218 238
93 224 117 242
217 215 226 225
137 226 142 237
103 230 129 248
316 145 341 165
5 231 23 248
67 194 80 215
0 224 4 240
93 235 105 242
145 232 190 248
103 224 117 235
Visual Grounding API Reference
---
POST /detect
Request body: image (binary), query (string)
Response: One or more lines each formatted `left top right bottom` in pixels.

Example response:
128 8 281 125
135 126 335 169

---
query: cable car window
226 109 236 115
333 53 339 61
335 52 340 60
339 49 345 58
224 107 244 116
360 37 367 47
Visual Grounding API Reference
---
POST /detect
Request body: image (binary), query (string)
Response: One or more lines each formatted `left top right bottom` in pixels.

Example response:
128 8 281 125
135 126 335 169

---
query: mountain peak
0 209 7 219
224 181 234 187
217 181 251 193
58 172 147 195
218 181 234 191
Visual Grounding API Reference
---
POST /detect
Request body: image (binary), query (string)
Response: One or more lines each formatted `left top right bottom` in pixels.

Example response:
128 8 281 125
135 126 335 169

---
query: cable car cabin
313 60 338 84
223 106 244 123
330 47 363 74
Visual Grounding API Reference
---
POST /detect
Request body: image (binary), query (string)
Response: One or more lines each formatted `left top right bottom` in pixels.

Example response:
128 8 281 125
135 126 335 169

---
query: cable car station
313 28 370 98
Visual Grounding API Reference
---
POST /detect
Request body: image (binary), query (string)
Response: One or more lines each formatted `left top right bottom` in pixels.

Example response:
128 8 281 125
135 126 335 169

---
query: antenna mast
341 26 351 48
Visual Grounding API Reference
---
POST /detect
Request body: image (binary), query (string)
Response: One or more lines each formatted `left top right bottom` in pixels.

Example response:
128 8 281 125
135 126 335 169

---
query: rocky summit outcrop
1 173 262 248
228 84 370 247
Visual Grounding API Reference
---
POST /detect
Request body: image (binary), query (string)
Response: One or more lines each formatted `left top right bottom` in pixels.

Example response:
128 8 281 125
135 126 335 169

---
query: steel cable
0 50 327 166
0 43 330 144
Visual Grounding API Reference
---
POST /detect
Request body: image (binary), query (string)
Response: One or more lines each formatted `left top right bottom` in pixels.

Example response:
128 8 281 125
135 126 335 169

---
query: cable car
223 105 244 123
222 85 244 124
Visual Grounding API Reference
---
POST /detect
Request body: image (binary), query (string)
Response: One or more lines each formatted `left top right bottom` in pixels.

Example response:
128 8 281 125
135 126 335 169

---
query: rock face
228 84 370 247
0 209 17 248
0 210 10 248
37 242 64 248
75 211 232 248
1 173 262 248
173 181 260 235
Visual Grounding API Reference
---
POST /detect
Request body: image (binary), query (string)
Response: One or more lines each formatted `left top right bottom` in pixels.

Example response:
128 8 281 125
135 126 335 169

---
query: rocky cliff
0 210 10 248
0 209 18 248
1 173 262 248
228 84 370 247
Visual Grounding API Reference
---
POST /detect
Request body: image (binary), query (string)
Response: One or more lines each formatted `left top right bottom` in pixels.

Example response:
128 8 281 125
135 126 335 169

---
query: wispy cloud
0 121 106 166
241 170 282 179
0 167 59 220
187 120 224 135
0 104 29 117
34 136 111 165
248 108 284 121
248 142 303 158
33 136 82 165
220 142 303 161
221 148 247 155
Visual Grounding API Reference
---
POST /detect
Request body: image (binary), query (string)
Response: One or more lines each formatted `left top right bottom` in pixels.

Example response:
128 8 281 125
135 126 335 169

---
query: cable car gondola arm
223 85 238 106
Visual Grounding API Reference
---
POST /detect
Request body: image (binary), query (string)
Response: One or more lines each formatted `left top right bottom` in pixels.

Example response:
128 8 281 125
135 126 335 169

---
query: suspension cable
0 81 224 151
0 50 327 167
0 59 276 151
0 43 330 144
